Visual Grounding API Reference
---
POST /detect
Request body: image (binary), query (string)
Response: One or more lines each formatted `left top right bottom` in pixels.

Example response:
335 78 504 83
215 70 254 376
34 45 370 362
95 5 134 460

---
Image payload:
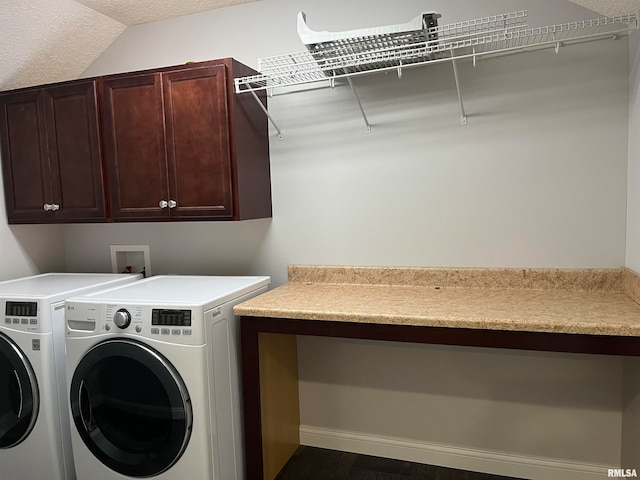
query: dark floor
275 446 525 480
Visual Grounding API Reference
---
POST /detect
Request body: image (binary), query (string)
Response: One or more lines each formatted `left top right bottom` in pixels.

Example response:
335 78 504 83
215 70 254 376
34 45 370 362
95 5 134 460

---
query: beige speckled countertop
234 266 640 337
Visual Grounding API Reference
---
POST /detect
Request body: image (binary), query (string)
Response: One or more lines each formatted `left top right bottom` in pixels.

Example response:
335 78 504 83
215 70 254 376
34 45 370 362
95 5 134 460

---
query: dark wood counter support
257 333 300 480
240 315 640 480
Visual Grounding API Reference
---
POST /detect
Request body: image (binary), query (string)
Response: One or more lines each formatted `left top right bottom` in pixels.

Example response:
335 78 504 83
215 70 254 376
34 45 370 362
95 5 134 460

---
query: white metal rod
451 58 467 125
250 90 283 139
347 77 371 133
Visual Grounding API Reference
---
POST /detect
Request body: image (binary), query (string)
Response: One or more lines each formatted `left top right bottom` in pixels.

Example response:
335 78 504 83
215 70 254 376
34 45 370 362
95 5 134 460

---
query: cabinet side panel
230 59 272 220
0 90 51 222
46 81 106 221
164 65 233 219
101 74 169 220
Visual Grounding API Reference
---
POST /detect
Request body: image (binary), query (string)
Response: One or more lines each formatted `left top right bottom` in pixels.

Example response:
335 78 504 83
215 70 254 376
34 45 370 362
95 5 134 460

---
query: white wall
628 31 640 272
68 0 629 285
63 0 631 475
299 337 624 477
62 220 270 276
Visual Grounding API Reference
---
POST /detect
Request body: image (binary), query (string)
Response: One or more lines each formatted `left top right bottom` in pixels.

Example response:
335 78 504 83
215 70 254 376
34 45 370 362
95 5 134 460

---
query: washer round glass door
69 338 192 477
0 332 39 448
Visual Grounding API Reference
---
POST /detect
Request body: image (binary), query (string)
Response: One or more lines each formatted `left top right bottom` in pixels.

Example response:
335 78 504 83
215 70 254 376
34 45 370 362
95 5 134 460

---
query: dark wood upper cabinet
101 58 271 222
101 73 169 220
0 80 106 223
164 65 233 219
0 58 271 224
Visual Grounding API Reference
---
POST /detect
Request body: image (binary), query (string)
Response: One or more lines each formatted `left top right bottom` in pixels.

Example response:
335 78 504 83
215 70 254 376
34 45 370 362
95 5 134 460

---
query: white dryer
0 273 142 480
64 275 270 480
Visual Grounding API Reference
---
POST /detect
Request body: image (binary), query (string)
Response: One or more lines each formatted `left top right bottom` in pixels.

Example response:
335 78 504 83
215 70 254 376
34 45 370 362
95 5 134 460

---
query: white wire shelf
234 10 638 135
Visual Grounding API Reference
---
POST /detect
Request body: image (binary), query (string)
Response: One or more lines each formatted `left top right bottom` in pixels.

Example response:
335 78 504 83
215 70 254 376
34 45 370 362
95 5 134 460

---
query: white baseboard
299 425 612 480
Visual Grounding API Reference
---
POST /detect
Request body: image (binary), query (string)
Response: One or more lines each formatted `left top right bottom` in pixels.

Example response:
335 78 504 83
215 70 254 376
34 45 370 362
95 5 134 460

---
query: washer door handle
79 381 94 432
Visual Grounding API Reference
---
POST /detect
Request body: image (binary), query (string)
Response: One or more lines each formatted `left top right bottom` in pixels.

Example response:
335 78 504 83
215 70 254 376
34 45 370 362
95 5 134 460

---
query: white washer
0 273 142 480
64 275 270 480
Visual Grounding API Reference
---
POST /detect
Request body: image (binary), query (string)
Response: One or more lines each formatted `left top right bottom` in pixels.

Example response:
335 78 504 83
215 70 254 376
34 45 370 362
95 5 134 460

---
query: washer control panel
65 301 206 345
113 309 132 329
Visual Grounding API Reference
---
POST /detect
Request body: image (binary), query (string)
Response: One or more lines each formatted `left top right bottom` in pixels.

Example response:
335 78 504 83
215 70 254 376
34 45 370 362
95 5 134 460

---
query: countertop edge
234 266 640 338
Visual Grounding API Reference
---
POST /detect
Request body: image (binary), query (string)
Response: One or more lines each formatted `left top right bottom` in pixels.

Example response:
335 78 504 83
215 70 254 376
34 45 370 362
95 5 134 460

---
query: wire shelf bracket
250 90 282 139
347 77 371 133
235 10 639 137
450 57 467 126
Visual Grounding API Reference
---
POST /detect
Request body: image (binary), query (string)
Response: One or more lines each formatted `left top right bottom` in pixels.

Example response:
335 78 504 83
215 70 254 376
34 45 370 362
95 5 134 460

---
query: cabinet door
0 89 52 222
101 73 170 220
163 65 233 219
44 80 106 222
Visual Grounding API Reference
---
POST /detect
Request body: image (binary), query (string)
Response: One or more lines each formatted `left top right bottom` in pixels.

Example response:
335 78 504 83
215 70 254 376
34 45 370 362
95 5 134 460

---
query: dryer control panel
152 309 192 327
2 301 40 332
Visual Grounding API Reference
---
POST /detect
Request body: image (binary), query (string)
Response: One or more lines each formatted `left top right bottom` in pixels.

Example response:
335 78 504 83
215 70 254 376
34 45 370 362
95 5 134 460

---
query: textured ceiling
0 0 256 91
568 0 640 17
73 0 258 26
0 0 124 91
0 0 637 92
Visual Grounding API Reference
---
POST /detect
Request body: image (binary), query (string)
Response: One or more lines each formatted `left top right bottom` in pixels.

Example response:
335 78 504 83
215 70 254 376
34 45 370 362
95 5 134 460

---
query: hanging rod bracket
347 77 371 133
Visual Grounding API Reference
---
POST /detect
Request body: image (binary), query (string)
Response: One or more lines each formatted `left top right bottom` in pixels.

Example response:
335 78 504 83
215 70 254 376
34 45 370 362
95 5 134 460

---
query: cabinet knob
168 200 177 208
44 203 61 211
159 200 168 208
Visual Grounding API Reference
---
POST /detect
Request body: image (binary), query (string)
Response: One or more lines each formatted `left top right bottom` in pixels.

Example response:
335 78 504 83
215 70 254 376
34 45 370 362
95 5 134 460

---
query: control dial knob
113 309 131 329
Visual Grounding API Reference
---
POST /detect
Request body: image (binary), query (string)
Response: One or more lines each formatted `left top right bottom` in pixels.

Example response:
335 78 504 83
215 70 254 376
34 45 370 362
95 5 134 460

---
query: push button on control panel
150 327 193 335
4 317 38 327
